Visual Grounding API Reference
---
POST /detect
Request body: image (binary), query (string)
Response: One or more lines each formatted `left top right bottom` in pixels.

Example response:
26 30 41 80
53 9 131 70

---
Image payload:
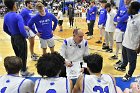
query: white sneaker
31 54 38 61
87 36 93 40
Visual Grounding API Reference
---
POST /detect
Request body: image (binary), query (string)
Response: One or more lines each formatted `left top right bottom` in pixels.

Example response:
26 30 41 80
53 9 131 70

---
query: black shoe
114 66 126 72
102 43 106 47
85 32 89 34
122 74 131 81
96 40 102 44
106 48 113 53
102 46 109 50
109 55 118 60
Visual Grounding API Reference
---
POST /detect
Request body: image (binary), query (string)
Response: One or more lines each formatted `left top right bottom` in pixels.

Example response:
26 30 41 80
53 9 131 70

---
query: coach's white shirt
122 14 140 50
60 37 89 62
0 74 34 93
105 9 116 32
57 11 63 20
60 37 89 79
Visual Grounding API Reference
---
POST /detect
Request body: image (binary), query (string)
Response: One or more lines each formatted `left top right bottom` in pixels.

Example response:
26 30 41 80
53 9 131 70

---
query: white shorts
40 37 55 48
26 30 36 38
114 29 124 43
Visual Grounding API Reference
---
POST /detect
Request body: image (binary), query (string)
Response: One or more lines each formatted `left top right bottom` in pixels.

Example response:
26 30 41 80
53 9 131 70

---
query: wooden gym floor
0 17 139 77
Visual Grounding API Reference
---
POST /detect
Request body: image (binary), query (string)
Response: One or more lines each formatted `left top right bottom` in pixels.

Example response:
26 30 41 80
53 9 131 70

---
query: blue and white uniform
28 12 58 48
114 5 129 42
0 75 34 93
98 8 107 28
34 77 71 93
82 74 117 93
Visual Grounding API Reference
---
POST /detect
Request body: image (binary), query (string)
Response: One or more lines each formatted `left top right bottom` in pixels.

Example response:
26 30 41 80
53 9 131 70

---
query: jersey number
93 86 109 93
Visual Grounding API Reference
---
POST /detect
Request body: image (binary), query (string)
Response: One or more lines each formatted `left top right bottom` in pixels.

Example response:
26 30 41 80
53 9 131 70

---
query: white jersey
57 11 63 20
0 75 34 93
83 74 117 93
34 77 71 93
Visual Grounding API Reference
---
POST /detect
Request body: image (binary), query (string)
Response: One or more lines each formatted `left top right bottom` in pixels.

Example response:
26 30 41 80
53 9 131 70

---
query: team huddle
1 0 140 93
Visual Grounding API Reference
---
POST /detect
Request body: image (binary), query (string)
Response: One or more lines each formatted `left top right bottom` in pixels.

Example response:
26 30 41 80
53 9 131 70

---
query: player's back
83 74 117 93
34 77 71 93
0 75 34 93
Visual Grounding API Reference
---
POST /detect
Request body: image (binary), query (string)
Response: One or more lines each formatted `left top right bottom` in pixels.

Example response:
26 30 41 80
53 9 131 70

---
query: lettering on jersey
0 87 7 93
120 10 126 15
93 86 109 93
100 11 104 14
46 89 56 93
39 19 50 25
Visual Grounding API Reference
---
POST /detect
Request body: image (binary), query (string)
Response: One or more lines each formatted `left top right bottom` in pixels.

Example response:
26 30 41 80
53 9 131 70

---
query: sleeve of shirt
103 10 107 26
60 40 67 59
21 79 34 93
3 21 11 36
51 14 58 31
17 15 28 38
114 10 120 22
28 17 37 34
117 13 129 23
83 41 89 56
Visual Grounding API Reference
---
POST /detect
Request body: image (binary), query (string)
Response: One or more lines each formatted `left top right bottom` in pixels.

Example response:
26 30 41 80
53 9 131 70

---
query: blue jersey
28 12 58 39
114 5 129 32
3 12 27 38
98 8 107 26
20 8 34 26
89 6 97 21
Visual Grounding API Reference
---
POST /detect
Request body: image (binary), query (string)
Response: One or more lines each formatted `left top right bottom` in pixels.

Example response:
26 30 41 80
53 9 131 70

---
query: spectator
68 4 74 28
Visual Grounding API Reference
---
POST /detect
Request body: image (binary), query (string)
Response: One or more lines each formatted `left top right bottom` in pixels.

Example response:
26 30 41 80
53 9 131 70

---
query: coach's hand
65 61 73 67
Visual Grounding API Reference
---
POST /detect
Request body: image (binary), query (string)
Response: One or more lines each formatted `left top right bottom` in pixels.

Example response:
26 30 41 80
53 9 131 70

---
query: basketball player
28 2 58 55
96 0 107 44
57 7 63 32
0 56 34 93
110 0 131 60
73 53 118 93
3 0 34 76
20 0 38 61
35 52 73 93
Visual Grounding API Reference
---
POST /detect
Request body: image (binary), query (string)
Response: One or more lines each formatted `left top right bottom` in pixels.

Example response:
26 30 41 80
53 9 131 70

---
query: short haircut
4 56 23 74
105 3 111 9
36 52 65 77
25 0 32 6
129 1 140 14
36 2 44 10
4 0 15 10
100 0 107 3
83 53 103 73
